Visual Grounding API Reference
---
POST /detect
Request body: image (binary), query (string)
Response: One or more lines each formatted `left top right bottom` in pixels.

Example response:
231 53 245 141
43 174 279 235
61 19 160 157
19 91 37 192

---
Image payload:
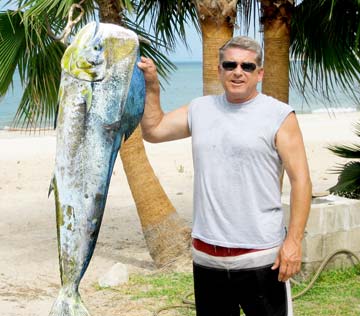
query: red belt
192 238 263 257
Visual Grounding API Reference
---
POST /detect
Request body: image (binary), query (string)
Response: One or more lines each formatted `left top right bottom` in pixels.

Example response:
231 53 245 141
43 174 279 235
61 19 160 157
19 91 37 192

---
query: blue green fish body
49 22 145 316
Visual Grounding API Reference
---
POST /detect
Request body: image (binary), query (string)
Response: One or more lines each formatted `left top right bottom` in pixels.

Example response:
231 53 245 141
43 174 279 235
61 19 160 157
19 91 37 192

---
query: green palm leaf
328 144 360 159
20 0 96 43
329 119 360 198
134 0 200 49
328 122 360 159
0 0 181 129
329 161 360 195
13 40 64 129
122 15 176 84
0 9 66 129
290 0 360 104
0 11 26 96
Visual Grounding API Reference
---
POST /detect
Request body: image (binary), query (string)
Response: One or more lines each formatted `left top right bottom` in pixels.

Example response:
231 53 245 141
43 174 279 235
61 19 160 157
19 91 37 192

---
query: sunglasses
221 61 257 73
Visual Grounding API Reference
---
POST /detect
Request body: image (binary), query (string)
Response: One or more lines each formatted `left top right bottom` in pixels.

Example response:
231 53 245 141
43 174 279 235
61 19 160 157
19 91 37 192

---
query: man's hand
271 236 302 282
137 56 190 143
137 57 160 91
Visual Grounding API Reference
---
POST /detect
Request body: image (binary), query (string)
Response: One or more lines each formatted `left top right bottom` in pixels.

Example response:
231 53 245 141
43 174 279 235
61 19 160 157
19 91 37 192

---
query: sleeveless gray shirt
188 93 294 249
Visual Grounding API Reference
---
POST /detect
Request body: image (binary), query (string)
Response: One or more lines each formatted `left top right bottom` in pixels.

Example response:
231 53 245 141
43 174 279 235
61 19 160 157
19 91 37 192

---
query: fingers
137 57 160 91
271 255 280 270
278 260 290 282
278 259 301 282
278 255 301 282
137 56 155 70
275 242 302 282
272 253 294 282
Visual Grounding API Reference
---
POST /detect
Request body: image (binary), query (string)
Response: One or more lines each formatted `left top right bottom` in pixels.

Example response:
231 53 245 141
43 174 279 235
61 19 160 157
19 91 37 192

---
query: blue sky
168 24 203 62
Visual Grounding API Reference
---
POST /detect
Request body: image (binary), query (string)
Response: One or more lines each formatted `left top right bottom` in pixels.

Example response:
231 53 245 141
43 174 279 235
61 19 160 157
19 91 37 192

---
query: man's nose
233 64 243 75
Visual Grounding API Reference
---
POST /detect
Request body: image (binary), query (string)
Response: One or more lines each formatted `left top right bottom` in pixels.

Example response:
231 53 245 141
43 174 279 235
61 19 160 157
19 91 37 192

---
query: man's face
218 47 264 103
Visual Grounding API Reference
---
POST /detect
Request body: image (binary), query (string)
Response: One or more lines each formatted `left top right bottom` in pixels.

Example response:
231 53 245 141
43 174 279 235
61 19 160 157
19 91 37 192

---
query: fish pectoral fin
103 120 122 132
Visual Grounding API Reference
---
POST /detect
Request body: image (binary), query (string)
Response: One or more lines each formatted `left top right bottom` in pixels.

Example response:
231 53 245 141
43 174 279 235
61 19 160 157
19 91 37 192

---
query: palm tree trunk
96 0 191 268
193 0 237 95
120 128 191 267
260 0 294 190
97 0 122 23
260 0 294 103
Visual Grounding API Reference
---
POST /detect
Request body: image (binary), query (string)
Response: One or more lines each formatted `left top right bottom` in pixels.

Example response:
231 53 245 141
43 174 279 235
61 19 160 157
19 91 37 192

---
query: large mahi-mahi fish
49 22 145 315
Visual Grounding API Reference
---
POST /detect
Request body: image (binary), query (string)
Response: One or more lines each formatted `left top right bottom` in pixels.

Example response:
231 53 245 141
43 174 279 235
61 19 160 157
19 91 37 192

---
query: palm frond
329 161 360 194
1 7 65 129
290 0 360 105
134 0 200 50
329 118 360 197
116 0 134 12
1 0 192 129
328 121 360 158
0 0 97 129
122 15 176 84
19 0 95 20
12 40 64 129
17 0 95 49
328 144 360 159
353 121 360 138
0 11 26 97
237 0 260 37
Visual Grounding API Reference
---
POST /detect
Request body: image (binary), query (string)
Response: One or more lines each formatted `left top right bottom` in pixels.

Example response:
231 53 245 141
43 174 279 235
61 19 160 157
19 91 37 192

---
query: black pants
193 263 289 316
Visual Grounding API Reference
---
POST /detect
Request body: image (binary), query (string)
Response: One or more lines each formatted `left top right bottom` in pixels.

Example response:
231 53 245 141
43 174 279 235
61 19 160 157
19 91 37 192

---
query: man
138 36 312 316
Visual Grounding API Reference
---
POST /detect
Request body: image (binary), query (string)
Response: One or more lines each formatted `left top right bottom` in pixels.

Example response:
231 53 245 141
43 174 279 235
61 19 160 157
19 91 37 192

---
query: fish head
61 22 139 82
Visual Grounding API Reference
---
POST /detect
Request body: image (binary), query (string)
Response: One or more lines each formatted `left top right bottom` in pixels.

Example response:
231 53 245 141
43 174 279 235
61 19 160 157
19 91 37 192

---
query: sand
1 111 359 315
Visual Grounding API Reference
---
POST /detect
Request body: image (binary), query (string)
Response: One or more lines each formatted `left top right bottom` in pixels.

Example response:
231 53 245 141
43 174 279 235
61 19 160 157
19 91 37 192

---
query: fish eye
93 44 102 51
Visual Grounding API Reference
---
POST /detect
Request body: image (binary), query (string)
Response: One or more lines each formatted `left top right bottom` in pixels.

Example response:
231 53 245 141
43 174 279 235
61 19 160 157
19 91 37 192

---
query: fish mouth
67 66 106 82
76 59 104 69
66 58 106 82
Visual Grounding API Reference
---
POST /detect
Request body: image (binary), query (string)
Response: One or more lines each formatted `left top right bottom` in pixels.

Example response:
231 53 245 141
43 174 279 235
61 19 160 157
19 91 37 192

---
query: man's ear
257 67 264 82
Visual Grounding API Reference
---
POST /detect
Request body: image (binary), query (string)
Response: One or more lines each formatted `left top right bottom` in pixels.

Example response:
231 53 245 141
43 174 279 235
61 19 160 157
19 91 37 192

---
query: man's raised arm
137 57 190 143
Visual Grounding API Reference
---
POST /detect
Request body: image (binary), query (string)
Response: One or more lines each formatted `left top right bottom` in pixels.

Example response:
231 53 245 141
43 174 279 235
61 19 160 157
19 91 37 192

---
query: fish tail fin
49 288 90 316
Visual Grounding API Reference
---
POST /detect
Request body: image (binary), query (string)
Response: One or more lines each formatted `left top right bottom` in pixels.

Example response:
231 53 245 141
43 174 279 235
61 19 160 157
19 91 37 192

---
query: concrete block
282 194 360 279
322 231 350 254
301 234 324 263
303 207 323 236
321 206 349 234
349 204 360 228
348 227 360 250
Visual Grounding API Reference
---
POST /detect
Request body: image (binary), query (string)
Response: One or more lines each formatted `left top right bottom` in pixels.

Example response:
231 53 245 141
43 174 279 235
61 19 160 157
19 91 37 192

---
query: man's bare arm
272 112 312 282
137 57 190 143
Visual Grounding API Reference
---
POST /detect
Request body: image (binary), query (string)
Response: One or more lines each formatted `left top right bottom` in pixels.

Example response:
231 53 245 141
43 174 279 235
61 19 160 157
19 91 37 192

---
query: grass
292 265 360 315
98 265 360 315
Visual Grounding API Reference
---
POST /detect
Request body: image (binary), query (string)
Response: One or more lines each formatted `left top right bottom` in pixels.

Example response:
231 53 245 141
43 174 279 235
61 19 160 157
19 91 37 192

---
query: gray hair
219 36 263 66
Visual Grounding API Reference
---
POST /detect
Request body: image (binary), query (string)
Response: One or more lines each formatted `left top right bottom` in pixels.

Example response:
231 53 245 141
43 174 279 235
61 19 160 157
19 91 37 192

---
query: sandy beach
1 111 359 315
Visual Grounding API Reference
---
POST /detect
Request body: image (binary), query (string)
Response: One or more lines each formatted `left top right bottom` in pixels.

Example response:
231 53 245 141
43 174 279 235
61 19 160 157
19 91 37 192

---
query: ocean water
0 61 358 129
